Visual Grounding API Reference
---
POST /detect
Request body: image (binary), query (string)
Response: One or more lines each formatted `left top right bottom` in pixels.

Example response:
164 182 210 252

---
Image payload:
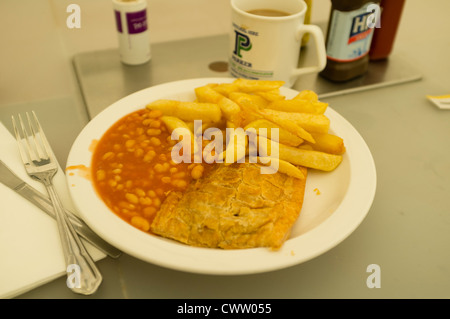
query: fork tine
12 114 37 164
11 115 30 165
32 111 55 161
19 113 41 164
27 111 50 161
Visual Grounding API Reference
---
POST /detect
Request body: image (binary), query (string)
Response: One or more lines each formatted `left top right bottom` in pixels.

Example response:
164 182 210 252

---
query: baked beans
91 109 208 232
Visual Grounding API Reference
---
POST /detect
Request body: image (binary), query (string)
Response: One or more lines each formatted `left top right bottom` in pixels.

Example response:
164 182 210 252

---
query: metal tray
73 32 422 118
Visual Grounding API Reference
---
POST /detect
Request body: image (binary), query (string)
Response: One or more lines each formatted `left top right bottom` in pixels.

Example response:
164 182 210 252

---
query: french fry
305 132 346 155
187 119 226 135
218 98 242 125
260 109 330 134
229 92 269 109
226 120 237 129
279 144 342 171
257 156 306 179
258 135 342 171
226 94 261 127
256 108 316 143
298 144 314 151
254 135 279 160
218 127 248 165
254 89 286 102
146 99 222 123
244 119 303 147
290 112 330 133
195 85 223 103
160 116 200 159
160 115 191 133
233 78 285 92
185 121 195 133
202 126 226 164
146 99 178 113
212 83 239 97
230 94 314 143
294 90 319 102
195 85 242 124
265 99 328 114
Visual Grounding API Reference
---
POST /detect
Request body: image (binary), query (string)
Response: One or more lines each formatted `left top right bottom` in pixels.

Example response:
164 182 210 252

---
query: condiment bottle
369 0 405 61
112 0 151 65
320 0 380 82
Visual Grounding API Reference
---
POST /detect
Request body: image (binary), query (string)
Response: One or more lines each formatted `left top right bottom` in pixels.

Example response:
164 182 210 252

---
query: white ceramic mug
229 0 326 87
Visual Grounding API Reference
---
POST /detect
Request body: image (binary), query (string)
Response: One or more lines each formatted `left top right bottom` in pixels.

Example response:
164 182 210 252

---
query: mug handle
292 24 327 76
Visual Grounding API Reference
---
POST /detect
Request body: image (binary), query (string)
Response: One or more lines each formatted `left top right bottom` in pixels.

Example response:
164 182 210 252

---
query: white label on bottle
326 3 376 62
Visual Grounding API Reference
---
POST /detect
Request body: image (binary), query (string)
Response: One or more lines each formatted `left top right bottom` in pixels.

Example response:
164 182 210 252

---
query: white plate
66 78 376 275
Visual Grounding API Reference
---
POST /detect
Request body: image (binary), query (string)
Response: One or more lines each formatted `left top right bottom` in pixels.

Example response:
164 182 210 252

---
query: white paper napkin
0 122 105 299
426 95 450 110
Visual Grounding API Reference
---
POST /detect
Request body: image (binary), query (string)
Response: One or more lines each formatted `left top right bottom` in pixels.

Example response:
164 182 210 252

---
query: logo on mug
233 30 252 57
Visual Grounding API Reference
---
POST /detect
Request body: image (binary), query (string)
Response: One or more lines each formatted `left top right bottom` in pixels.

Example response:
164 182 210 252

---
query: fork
12 111 102 295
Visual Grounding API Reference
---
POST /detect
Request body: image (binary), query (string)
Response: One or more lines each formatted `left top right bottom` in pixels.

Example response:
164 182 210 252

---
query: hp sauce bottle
320 0 380 82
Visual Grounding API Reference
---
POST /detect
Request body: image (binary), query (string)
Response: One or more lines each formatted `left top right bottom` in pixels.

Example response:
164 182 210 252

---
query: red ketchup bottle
369 0 406 61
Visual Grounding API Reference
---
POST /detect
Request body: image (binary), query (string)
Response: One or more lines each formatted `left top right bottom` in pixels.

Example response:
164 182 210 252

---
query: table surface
2 1 450 299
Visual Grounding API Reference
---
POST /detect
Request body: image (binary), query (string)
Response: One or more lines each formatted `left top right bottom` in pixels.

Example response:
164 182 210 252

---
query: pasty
151 163 307 250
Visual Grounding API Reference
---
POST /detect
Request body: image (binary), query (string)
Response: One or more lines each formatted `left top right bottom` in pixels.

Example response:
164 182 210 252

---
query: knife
0 160 121 259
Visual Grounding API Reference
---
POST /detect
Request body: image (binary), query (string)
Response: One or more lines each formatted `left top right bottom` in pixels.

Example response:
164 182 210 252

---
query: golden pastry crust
150 163 307 250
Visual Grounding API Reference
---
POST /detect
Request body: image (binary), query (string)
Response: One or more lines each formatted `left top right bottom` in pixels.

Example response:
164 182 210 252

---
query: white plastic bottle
112 0 151 65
